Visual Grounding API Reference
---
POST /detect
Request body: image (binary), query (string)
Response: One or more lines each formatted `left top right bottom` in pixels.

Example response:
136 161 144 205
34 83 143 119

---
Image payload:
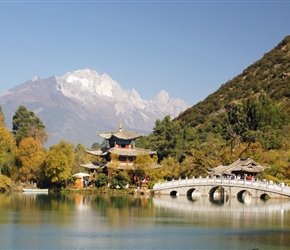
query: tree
17 137 46 183
134 154 158 180
0 106 6 126
0 175 12 193
179 148 210 178
91 142 101 149
0 125 17 178
42 140 75 186
159 157 181 180
74 143 89 173
148 116 185 162
12 105 48 145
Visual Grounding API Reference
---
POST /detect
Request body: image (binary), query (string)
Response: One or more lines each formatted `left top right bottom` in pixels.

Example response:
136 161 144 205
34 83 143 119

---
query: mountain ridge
0 69 189 147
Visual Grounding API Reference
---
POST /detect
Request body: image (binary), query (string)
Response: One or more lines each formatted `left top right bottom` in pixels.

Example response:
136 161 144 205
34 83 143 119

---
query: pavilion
209 158 267 179
81 122 161 179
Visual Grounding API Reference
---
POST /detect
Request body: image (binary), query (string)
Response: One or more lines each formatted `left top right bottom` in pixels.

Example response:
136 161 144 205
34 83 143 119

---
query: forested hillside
177 35 290 127
137 35 290 184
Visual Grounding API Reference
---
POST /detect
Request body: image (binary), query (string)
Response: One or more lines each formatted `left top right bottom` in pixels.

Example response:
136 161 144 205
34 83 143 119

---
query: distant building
209 158 267 179
81 122 161 177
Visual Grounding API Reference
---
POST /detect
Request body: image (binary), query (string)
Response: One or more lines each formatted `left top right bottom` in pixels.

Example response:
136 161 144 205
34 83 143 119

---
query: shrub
95 174 109 188
110 171 130 189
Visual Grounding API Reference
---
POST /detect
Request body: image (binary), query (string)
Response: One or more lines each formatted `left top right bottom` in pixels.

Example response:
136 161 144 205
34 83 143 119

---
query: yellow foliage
107 153 120 174
0 126 17 177
160 157 181 180
43 140 75 183
18 137 46 182
0 175 12 192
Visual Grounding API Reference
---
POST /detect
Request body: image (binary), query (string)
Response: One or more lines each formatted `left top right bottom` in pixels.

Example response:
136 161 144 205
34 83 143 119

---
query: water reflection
1 192 290 220
153 194 290 214
153 193 290 225
0 193 290 249
1 192 290 218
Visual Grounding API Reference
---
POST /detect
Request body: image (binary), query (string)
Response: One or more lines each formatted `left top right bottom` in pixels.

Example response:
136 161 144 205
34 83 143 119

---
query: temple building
81 122 160 176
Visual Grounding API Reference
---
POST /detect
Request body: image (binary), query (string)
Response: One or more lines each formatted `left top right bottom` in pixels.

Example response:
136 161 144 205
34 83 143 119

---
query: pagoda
81 122 160 174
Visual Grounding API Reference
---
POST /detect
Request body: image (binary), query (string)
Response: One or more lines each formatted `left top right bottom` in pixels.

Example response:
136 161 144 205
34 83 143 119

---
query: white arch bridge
153 177 290 199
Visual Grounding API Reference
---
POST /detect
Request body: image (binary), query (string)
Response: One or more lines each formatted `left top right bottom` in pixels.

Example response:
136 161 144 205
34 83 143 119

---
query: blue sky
0 1 289 106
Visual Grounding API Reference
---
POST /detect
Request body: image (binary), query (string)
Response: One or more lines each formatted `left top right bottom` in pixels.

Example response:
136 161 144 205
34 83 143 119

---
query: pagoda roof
86 147 156 157
98 122 143 140
210 158 267 176
80 163 104 170
112 162 162 170
86 149 108 156
109 147 156 156
81 162 161 170
98 129 142 140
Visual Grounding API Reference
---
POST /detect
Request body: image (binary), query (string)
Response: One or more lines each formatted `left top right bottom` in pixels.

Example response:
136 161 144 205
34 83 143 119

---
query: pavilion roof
210 158 267 175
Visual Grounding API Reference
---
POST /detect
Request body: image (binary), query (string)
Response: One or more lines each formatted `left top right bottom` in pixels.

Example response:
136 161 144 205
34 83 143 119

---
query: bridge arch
170 190 179 197
186 188 199 197
237 190 252 203
208 186 230 202
237 190 252 199
260 193 271 200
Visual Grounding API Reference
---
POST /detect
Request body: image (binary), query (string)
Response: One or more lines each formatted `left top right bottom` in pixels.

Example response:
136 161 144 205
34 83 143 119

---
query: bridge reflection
153 195 290 214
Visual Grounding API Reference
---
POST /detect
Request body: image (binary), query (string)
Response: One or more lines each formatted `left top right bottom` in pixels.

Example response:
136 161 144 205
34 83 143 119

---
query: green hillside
138 35 290 184
176 35 290 127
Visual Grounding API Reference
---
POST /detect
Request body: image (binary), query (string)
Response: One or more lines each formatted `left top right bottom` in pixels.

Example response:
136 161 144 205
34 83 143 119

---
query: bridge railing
153 177 290 195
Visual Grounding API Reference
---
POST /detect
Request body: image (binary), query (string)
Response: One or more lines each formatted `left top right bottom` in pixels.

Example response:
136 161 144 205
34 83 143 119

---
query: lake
0 192 289 249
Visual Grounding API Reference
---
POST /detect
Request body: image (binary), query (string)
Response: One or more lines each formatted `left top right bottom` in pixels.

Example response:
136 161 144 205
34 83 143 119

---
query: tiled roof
81 162 161 170
86 149 108 156
86 147 156 156
109 147 156 156
98 129 142 140
80 163 104 170
210 158 267 175
98 122 143 140
114 163 162 170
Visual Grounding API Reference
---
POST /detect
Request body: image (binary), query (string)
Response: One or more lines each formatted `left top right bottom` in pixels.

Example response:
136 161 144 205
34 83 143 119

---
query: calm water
0 192 290 250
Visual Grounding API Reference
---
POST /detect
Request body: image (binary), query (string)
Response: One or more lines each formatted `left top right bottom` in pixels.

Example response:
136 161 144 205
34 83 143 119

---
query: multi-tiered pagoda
82 122 160 175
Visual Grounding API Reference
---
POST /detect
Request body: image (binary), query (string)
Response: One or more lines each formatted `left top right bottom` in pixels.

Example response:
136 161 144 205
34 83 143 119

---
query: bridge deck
153 177 290 198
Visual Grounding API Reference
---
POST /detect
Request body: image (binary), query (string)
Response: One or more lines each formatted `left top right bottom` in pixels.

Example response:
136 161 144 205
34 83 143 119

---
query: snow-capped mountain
0 69 189 147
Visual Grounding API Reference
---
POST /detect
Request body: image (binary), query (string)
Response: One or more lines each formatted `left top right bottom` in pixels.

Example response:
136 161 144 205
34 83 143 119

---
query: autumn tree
159 157 181 180
17 137 46 183
0 126 17 177
0 106 5 126
0 107 17 178
42 140 75 186
0 174 12 193
107 153 121 176
134 154 158 180
179 148 209 178
12 105 48 145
